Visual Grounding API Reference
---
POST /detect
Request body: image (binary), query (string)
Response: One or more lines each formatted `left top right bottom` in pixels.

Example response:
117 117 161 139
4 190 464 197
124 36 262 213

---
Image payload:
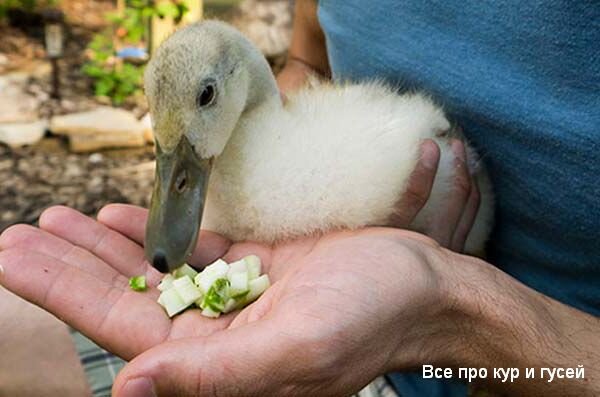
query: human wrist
428 250 600 396
425 249 573 372
382 245 475 372
385 246 545 373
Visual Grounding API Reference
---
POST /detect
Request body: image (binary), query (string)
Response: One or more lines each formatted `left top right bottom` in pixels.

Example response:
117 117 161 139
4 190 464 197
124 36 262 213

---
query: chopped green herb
129 275 147 291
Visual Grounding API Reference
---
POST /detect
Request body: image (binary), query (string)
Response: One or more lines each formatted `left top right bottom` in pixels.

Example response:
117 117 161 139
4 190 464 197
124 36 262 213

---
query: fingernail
452 140 466 161
120 378 156 397
0 264 4 276
421 140 439 169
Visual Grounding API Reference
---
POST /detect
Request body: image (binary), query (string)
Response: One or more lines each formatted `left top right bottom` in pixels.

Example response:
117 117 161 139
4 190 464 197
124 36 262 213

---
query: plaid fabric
70 327 400 397
69 328 126 397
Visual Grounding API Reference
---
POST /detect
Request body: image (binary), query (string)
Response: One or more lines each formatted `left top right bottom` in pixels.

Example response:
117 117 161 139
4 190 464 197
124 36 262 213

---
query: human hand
0 204 451 396
391 139 481 253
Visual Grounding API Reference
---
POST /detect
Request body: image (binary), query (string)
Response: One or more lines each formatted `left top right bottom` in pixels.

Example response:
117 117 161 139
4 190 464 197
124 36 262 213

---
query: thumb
113 319 292 397
389 139 440 228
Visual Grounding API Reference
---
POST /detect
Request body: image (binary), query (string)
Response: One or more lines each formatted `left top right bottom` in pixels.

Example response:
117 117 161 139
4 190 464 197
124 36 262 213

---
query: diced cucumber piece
223 298 237 313
172 276 203 305
246 274 270 302
158 288 189 317
227 259 247 276
173 264 198 280
201 278 229 312
157 274 175 291
234 274 271 310
228 271 249 298
194 259 230 293
201 306 221 318
204 259 229 275
129 275 147 291
196 271 220 294
244 255 262 280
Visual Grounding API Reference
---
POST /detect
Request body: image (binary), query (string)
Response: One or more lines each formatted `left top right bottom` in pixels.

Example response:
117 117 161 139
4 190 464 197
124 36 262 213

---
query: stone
69 132 145 153
0 120 47 148
50 106 144 136
50 106 147 152
88 153 104 164
0 73 40 123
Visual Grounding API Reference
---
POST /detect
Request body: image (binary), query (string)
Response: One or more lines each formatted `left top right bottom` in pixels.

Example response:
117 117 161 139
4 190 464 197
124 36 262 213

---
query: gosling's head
143 21 278 272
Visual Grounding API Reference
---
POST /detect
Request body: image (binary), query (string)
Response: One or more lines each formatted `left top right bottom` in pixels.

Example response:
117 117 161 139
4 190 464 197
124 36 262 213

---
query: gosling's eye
197 84 216 108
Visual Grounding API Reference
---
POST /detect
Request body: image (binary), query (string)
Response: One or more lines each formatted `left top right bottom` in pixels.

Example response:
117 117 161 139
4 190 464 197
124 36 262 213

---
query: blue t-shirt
317 1 599 396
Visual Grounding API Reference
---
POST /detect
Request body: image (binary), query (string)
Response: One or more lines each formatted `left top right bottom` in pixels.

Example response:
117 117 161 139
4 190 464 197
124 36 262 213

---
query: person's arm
391 250 600 397
276 0 330 94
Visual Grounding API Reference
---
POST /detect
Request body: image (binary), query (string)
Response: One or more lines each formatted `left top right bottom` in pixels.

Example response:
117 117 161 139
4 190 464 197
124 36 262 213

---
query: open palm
0 204 304 359
0 204 442 396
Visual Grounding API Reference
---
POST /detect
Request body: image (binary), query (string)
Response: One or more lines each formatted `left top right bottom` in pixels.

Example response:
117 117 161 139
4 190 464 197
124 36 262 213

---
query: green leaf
156 2 179 18
95 77 115 96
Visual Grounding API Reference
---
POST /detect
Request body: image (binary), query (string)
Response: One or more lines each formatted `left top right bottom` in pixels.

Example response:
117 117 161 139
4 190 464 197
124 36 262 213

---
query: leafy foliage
82 0 189 105
82 33 144 105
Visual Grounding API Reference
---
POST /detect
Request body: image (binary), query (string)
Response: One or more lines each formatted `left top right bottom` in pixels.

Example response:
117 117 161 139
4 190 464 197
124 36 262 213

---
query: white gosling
143 20 494 270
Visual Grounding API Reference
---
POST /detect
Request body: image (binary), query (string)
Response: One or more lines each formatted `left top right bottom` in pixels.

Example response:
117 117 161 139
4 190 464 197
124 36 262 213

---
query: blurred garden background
0 1 291 395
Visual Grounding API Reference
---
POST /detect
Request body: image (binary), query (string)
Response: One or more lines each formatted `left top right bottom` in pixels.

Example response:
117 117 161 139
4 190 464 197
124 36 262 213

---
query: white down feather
202 81 494 254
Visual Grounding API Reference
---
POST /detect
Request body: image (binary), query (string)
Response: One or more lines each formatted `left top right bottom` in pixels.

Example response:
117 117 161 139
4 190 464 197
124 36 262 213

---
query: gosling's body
203 82 493 254
144 21 494 263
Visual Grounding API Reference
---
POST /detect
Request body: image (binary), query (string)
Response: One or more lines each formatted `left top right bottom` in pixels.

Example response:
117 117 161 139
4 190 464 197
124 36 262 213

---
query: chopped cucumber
158 288 188 317
196 270 221 294
233 275 271 310
228 271 249 298
129 275 147 291
204 259 229 275
246 274 271 303
156 256 270 319
172 276 203 305
201 306 221 318
194 259 229 293
244 255 262 280
223 298 237 313
227 259 247 276
157 274 175 291
201 278 229 312
173 264 198 280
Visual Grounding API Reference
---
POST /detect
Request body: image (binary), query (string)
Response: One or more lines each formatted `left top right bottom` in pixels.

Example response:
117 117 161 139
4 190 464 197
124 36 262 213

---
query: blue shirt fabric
317 1 600 396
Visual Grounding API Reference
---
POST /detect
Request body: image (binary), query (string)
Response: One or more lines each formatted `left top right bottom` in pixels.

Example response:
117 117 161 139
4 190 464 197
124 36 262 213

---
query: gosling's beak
145 136 212 273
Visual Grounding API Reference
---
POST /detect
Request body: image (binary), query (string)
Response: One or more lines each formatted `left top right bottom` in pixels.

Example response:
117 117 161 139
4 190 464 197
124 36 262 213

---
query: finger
450 177 481 252
426 140 472 247
0 248 169 359
0 224 125 287
39 206 162 286
389 139 440 228
98 204 232 268
113 319 293 397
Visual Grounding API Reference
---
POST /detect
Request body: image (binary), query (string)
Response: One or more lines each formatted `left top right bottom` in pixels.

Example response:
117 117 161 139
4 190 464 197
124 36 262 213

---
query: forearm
427 251 599 396
276 0 330 93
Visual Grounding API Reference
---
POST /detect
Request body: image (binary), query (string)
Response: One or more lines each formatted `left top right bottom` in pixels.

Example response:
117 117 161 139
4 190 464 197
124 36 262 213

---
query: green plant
107 0 189 44
82 0 189 105
82 33 145 105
